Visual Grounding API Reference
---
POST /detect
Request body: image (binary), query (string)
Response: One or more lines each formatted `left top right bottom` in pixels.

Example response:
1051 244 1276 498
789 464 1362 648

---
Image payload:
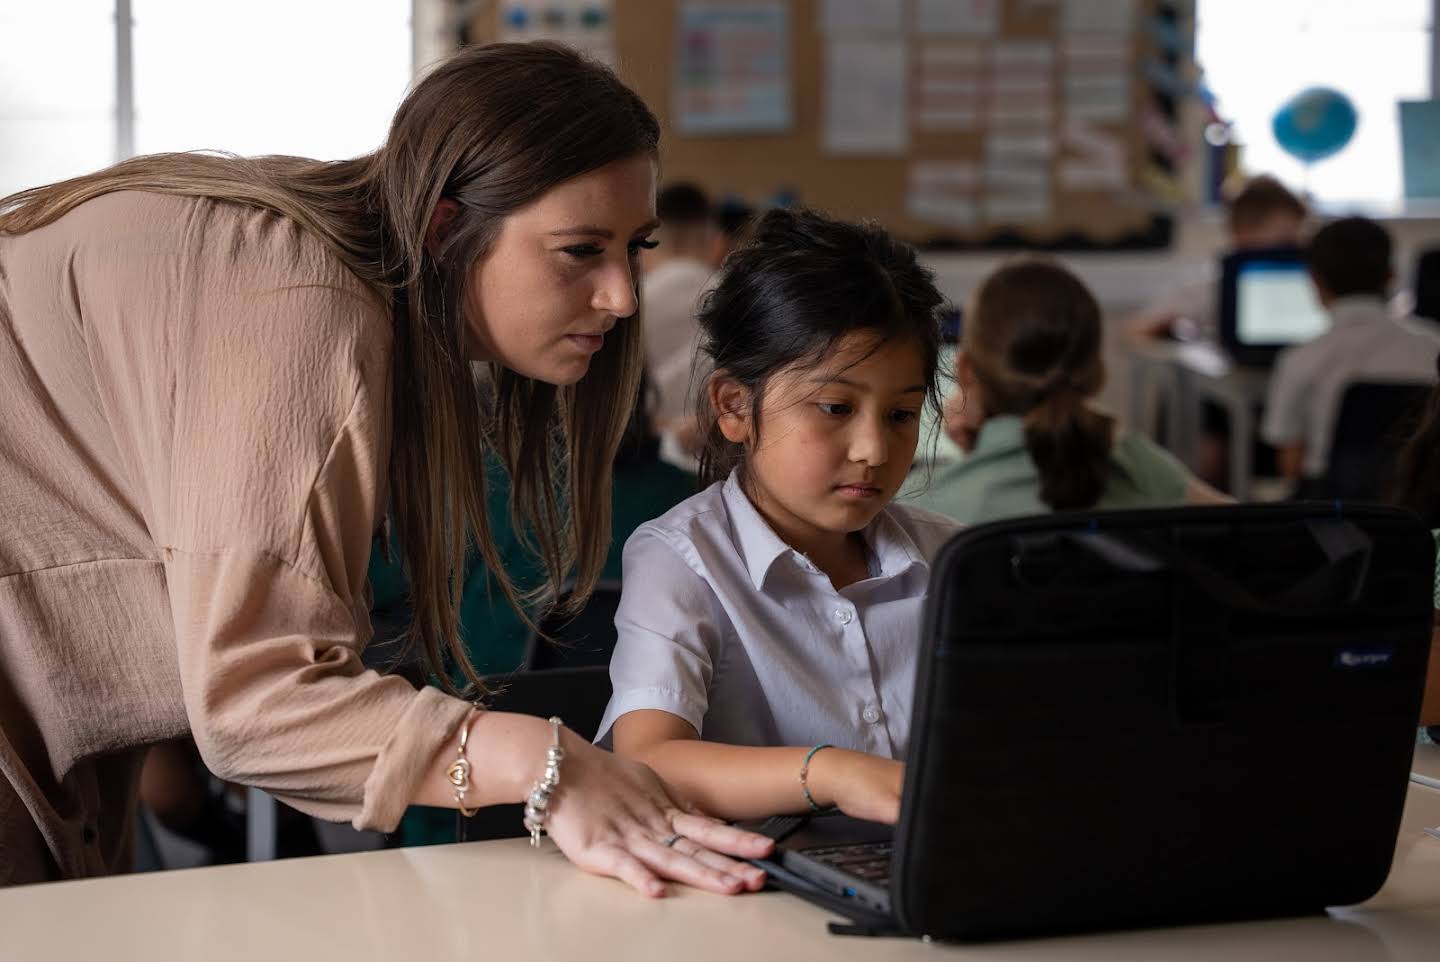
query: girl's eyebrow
809 376 927 394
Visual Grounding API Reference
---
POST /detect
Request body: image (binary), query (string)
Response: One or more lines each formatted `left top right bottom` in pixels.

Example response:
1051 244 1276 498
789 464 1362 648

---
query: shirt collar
969 415 1027 458
1328 295 1389 328
721 472 929 590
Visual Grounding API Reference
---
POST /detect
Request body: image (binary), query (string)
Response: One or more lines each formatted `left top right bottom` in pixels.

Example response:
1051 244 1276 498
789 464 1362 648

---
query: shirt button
835 608 853 625
862 707 882 724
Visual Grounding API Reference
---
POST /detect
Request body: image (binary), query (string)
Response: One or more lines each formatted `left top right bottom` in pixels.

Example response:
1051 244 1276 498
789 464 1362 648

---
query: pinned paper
1059 160 1127 189
500 0 615 64
674 2 791 134
915 0 1000 36
912 162 983 190
908 162 981 229
915 42 984 131
983 193 1054 224
1062 0 1136 33
824 39 908 154
1064 34 1131 62
820 0 903 34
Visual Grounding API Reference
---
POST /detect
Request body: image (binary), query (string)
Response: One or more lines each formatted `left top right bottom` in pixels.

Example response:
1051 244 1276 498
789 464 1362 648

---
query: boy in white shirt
642 183 718 437
1261 217 1440 484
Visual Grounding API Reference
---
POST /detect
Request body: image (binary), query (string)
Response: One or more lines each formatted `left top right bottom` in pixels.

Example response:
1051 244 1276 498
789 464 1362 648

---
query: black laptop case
890 503 1433 940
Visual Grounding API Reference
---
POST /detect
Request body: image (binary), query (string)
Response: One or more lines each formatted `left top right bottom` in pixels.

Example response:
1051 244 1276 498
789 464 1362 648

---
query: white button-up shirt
1261 296 1440 477
596 473 961 759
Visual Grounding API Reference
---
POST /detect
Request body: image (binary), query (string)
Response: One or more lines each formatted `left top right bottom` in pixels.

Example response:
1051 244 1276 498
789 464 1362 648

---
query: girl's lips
834 484 881 498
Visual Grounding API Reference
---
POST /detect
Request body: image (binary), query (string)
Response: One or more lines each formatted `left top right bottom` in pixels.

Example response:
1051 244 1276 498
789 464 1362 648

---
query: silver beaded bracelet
522 716 565 847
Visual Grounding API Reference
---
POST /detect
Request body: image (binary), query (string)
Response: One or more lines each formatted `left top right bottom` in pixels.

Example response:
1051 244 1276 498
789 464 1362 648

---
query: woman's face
466 153 658 385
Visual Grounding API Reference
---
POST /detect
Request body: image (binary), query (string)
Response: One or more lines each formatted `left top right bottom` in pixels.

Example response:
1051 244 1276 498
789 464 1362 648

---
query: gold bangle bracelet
446 707 480 817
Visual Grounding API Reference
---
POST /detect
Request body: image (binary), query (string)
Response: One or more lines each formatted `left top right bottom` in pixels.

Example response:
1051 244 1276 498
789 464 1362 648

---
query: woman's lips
567 332 605 353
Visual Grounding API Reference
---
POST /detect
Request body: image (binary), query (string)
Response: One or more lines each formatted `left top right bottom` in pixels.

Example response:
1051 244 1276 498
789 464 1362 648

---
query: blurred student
1261 217 1440 486
1129 174 1307 343
1129 176 1308 489
643 183 718 435
906 260 1226 524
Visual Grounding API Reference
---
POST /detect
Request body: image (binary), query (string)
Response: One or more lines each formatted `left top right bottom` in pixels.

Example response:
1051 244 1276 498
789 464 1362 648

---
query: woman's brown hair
963 259 1114 510
0 42 657 696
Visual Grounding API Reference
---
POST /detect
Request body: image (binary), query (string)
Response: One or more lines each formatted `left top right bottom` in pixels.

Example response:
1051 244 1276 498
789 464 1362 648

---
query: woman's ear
425 198 460 258
708 374 753 444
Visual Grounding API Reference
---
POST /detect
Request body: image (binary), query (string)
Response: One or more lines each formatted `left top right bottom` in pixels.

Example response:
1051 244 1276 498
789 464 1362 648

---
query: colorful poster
499 1 615 65
674 2 791 134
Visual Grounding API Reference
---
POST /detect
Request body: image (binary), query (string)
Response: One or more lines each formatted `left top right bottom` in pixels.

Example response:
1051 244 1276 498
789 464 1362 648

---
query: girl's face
716 332 928 552
466 153 659 385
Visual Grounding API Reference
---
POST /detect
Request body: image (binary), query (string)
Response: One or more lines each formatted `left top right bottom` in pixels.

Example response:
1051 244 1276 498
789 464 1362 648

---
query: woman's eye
628 238 659 257
560 244 604 259
817 403 852 417
891 409 920 425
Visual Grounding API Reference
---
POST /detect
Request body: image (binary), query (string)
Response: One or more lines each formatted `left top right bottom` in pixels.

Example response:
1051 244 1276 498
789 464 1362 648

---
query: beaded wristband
522 716 566 847
446 707 481 817
799 743 832 813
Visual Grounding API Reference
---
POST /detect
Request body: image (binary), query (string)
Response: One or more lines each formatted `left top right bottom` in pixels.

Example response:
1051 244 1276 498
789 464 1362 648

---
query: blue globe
1271 87 1359 164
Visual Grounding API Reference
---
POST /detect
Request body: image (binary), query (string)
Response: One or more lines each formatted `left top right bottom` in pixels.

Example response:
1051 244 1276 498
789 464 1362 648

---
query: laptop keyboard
799 841 894 885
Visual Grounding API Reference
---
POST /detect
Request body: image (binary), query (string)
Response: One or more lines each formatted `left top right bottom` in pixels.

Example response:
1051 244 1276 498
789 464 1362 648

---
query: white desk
1126 339 1271 499
4 747 1438 962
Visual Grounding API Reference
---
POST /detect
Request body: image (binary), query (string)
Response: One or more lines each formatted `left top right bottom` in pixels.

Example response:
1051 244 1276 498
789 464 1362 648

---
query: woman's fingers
588 844 667 898
629 836 747 895
672 837 768 891
670 810 774 860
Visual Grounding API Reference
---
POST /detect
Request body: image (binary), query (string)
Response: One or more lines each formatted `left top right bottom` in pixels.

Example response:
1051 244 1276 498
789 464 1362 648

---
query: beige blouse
0 191 471 885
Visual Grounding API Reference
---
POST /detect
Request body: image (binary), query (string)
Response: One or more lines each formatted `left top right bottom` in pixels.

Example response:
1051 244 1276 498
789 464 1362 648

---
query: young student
1128 175 1307 488
597 207 960 824
1128 174 1307 344
1261 217 1440 486
904 260 1226 524
643 182 719 432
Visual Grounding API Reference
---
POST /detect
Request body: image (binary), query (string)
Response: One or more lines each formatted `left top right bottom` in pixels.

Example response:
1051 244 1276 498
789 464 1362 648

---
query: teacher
0 41 770 892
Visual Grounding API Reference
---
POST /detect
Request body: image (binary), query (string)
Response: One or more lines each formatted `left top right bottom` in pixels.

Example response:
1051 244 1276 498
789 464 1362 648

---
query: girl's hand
541 731 775 898
806 748 905 824
943 389 985 453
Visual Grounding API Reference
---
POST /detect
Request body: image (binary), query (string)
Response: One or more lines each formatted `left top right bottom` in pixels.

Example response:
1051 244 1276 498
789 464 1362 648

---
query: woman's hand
541 730 775 898
806 748 904 824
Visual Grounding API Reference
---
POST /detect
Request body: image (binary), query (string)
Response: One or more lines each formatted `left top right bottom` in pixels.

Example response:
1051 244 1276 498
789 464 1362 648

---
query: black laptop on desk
752 504 1433 941
1218 247 1330 368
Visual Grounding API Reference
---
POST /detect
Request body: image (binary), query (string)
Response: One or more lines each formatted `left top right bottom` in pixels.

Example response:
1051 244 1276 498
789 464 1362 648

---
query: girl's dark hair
964 259 1114 510
1388 350 1440 526
694 206 946 488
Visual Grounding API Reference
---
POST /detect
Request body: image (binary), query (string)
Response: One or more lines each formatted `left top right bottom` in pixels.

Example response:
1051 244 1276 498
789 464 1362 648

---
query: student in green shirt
902 259 1226 524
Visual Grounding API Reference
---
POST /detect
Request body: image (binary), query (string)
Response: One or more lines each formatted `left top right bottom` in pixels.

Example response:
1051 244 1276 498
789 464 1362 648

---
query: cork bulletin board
469 0 1181 248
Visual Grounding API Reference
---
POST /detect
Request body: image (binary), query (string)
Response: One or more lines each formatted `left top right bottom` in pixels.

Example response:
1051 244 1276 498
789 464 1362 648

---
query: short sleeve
1113 433 1192 504
594 525 727 746
1261 346 1309 448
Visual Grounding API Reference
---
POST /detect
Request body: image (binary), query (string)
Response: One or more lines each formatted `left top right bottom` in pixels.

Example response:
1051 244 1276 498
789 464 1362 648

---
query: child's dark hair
694 207 946 488
1388 350 1440 527
1306 216 1393 299
964 259 1114 510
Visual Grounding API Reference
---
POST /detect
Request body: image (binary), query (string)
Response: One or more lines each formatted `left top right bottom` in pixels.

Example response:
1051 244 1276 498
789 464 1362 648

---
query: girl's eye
628 238 659 257
817 402 852 417
560 244 604 259
891 409 920 425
